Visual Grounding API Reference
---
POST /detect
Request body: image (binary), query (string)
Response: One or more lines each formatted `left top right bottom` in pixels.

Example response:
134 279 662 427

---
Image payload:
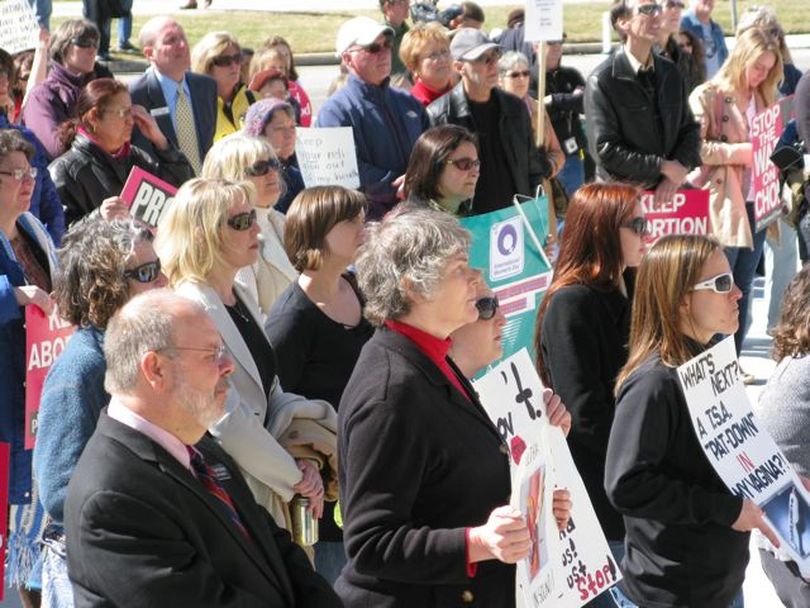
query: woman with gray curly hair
335 205 572 607
33 217 166 607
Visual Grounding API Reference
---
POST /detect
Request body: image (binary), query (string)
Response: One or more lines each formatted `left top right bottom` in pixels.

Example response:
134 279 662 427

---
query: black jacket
65 412 342 608
49 133 194 226
605 353 748 608
540 284 629 541
427 82 551 213
336 328 513 607
584 50 701 187
545 65 589 156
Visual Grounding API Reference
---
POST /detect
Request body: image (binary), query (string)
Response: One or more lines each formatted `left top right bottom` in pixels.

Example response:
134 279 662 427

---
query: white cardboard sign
0 0 38 53
295 127 360 189
524 0 564 42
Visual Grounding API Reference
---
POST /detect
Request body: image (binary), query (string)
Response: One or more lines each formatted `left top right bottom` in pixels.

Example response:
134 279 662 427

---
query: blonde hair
202 133 278 181
399 24 450 74
616 235 721 391
714 27 783 106
191 31 241 75
736 6 792 65
249 47 288 83
155 178 256 286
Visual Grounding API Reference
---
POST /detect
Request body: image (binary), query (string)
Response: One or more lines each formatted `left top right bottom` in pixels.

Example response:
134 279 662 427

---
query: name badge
210 463 232 481
150 106 170 117
564 137 579 155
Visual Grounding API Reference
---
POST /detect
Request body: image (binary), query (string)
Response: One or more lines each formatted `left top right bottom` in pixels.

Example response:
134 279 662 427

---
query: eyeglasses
505 70 531 79
351 38 393 54
476 296 500 320
620 217 648 236
69 37 99 49
211 52 242 68
227 208 258 231
245 158 281 177
446 157 481 171
665 0 685 8
106 106 133 119
693 272 734 294
471 50 502 66
123 259 162 283
635 3 663 16
424 48 451 61
0 167 37 181
159 344 228 363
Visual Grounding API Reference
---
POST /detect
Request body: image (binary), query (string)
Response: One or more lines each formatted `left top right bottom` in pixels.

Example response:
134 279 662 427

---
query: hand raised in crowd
732 498 780 548
99 196 130 221
552 488 572 531
543 387 572 436
654 176 680 207
14 285 54 315
468 505 531 564
293 459 324 519
131 104 170 151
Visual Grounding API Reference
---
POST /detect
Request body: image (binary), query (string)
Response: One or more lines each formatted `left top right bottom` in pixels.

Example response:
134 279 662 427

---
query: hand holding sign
553 488 573 530
99 196 130 221
544 388 571 436
14 285 53 315
733 498 780 548
469 505 532 564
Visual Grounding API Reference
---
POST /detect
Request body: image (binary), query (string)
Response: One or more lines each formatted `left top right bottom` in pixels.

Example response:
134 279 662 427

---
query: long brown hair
772 265 810 361
535 182 639 385
615 234 720 392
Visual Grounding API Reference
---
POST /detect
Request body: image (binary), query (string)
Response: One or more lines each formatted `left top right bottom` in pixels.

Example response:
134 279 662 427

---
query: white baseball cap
336 16 395 56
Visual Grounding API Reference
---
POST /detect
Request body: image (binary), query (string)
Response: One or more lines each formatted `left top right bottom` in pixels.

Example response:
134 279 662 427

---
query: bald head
139 17 191 80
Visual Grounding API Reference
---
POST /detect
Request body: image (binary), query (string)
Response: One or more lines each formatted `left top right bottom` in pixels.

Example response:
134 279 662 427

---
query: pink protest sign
120 166 178 231
24 306 75 449
641 189 711 245
751 100 786 231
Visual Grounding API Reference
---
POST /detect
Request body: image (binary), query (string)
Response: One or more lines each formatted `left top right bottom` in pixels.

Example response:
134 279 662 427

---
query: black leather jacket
427 82 551 210
584 50 701 187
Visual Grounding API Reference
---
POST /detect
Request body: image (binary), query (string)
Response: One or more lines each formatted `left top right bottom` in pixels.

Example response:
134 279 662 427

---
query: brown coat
688 82 764 248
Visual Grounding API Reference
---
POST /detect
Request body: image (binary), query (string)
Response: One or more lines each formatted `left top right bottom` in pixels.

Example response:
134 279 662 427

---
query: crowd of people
1 0 810 606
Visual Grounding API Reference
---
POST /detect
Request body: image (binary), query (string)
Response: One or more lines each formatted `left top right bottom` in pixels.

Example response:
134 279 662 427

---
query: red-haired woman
534 183 646 589
49 78 194 226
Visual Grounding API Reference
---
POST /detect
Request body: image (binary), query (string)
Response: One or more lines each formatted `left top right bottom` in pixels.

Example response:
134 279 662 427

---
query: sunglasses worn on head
636 3 663 16
506 70 531 79
693 272 734 294
245 158 281 177
212 52 242 68
446 157 481 171
621 216 648 236
70 37 99 49
476 296 500 320
227 208 257 231
124 260 162 283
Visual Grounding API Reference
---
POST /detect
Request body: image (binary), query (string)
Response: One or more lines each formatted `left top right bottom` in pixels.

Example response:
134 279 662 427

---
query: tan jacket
688 82 764 248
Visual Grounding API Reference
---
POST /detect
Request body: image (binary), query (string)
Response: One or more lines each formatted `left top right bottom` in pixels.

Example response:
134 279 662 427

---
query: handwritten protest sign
524 0 564 42
751 101 787 231
677 336 810 575
120 167 177 231
460 199 552 375
0 0 38 54
295 127 360 189
641 189 710 245
475 350 621 606
0 442 8 601
24 306 75 449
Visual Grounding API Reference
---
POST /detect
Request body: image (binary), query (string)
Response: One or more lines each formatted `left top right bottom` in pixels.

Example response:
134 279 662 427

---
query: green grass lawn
53 0 809 56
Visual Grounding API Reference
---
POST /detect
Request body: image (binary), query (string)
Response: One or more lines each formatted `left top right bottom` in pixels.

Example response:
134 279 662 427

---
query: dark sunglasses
227 208 257 231
621 217 648 236
636 3 663 16
506 70 531 79
124 260 162 283
476 296 500 320
472 49 502 66
446 157 481 171
355 38 393 54
245 158 281 177
693 272 734 294
211 52 242 68
665 0 685 8
70 36 99 49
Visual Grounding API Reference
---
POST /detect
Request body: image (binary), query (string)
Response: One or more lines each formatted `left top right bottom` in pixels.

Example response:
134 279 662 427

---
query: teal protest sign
459 197 553 377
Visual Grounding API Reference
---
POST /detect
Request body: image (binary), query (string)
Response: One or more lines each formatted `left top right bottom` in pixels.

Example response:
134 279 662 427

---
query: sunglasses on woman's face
693 272 734 294
70 36 99 49
124 259 162 283
446 157 481 171
476 296 500 320
245 158 281 177
505 70 531 79
621 217 648 236
212 52 242 68
635 3 663 16
227 208 258 231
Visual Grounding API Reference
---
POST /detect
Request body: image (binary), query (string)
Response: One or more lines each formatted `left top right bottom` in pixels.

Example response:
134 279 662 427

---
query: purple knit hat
243 98 295 138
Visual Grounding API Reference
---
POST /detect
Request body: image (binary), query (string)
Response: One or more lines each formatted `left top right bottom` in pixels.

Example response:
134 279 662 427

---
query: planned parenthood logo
490 217 525 281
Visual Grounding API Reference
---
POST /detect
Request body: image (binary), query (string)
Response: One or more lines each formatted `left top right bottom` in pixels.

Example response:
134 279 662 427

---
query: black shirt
468 96 517 214
225 295 277 398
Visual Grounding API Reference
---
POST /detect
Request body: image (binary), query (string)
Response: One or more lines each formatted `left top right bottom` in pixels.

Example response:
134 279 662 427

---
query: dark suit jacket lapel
146 71 178 147
187 75 208 161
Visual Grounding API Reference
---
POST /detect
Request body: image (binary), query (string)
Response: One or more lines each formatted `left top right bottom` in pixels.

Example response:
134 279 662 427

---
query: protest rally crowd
2 0 810 605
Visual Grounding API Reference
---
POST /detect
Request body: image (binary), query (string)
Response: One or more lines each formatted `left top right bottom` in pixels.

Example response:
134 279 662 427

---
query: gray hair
104 289 195 393
498 50 529 77
356 205 471 326
736 7 792 63
49 19 99 65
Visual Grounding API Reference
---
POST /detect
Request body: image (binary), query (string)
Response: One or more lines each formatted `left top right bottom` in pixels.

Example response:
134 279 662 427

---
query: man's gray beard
175 376 223 430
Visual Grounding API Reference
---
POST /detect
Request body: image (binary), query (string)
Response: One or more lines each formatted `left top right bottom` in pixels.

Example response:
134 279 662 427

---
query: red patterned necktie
187 446 252 542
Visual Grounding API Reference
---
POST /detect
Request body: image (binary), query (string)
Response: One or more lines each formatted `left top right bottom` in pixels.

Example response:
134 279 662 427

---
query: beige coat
688 82 764 249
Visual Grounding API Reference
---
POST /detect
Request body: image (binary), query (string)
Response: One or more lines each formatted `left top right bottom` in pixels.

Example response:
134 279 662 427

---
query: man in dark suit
129 16 216 174
64 290 342 608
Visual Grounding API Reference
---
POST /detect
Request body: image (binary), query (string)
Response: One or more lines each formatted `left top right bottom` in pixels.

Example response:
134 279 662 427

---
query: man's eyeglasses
635 3 663 16
245 158 281 177
123 260 162 283
505 70 531 79
693 272 734 294
227 208 258 231
665 0 685 8
0 167 37 181
211 52 242 68
351 38 393 54
159 344 228 363
446 157 481 172
476 296 500 320
69 37 99 49
621 217 648 236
